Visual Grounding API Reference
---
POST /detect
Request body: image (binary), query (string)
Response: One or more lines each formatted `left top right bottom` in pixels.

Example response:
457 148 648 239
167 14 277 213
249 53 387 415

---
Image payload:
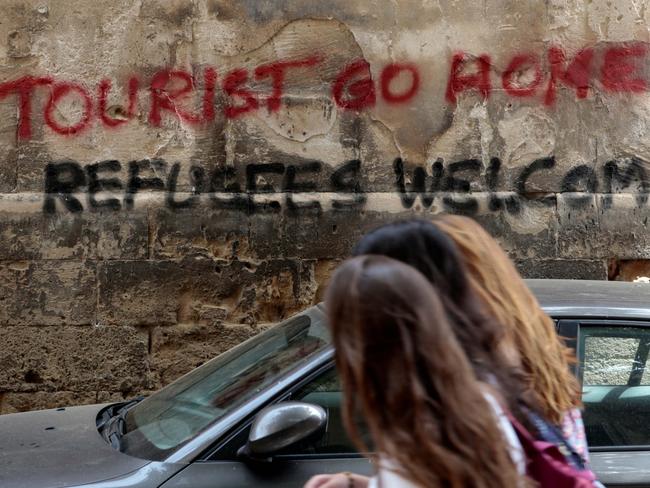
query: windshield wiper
98 397 144 450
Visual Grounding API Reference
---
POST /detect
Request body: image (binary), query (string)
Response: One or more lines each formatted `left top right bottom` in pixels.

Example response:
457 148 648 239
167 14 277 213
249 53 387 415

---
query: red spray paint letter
223 68 259 119
254 56 322 112
545 47 594 105
149 70 204 125
44 82 93 136
332 60 376 110
380 63 420 103
502 54 543 97
601 44 648 93
445 53 491 104
0 76 53 140
202 67 217 121
98 77 139 127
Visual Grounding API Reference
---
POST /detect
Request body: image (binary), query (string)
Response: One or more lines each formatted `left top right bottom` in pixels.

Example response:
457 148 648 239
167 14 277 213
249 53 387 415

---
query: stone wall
2 0 650 412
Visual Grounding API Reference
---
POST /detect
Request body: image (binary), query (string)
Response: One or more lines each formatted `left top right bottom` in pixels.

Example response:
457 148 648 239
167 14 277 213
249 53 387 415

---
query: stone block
248 206 380 260
286 207 388 259
0 325 151 394
307 259 342 304
97 258 310 326
42 210 149 260
516 259 607 280
14 139 53 194
0 149 17 193
558 194 650 259
0 211 42 260
557 193 601 259
151 205 250 260
448 194 560 260
0 261 96 326
0 199 148 260
0 98 19 192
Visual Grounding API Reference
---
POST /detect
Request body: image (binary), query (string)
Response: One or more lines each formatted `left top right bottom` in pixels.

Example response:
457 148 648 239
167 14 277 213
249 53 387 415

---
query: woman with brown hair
307 255 524 488
432 214 587 461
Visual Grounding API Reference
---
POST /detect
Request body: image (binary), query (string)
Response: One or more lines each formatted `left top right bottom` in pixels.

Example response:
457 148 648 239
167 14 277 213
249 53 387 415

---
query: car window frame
199 360 365 462
560 318 650 452
162 347 334 464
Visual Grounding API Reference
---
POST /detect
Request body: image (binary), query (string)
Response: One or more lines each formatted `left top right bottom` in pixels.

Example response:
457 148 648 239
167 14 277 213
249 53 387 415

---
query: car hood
0 403 150 488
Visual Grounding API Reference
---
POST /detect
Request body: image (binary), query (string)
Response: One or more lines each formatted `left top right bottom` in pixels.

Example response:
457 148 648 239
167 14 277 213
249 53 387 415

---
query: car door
560 319 650 487
159 366 372 488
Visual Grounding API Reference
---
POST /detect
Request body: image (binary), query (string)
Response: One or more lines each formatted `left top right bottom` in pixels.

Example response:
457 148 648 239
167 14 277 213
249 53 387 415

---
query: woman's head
352 219 469 304
326 255 520 487
433 214 580 423
351 219 511 382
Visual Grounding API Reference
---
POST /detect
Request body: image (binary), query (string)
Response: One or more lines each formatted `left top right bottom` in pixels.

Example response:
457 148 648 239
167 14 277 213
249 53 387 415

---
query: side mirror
239 401 327 461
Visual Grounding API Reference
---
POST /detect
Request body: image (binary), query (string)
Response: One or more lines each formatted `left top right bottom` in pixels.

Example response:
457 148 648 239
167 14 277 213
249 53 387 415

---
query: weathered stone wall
2 0 650 412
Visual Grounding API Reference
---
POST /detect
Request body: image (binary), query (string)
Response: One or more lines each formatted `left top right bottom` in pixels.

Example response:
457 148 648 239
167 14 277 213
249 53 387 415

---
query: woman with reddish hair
432 214 586 461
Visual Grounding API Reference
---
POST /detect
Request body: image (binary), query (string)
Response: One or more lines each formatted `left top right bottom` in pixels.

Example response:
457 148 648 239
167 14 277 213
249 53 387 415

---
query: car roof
527 279 650 321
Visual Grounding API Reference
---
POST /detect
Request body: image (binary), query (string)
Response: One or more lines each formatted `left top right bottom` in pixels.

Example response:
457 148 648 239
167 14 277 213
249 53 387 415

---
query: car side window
580 325 650 447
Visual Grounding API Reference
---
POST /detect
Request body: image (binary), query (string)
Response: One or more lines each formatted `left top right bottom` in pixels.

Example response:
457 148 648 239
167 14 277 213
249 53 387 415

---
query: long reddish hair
433 214 580 424
326 255 522 487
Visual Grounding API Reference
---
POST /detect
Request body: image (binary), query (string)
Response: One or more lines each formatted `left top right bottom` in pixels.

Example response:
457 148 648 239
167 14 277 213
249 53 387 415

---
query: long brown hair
351 219 533 421
433 214 580 424
326 255 522 488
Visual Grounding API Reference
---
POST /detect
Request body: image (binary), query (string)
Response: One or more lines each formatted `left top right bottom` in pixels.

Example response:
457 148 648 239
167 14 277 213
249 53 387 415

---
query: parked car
3 279 650 488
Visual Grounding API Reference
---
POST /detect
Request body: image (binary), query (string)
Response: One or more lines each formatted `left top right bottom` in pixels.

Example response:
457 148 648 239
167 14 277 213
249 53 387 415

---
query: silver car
2 279 650 487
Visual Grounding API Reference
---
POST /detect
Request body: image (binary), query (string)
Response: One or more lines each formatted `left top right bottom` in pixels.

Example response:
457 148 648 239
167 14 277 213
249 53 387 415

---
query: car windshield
119 304 329 460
